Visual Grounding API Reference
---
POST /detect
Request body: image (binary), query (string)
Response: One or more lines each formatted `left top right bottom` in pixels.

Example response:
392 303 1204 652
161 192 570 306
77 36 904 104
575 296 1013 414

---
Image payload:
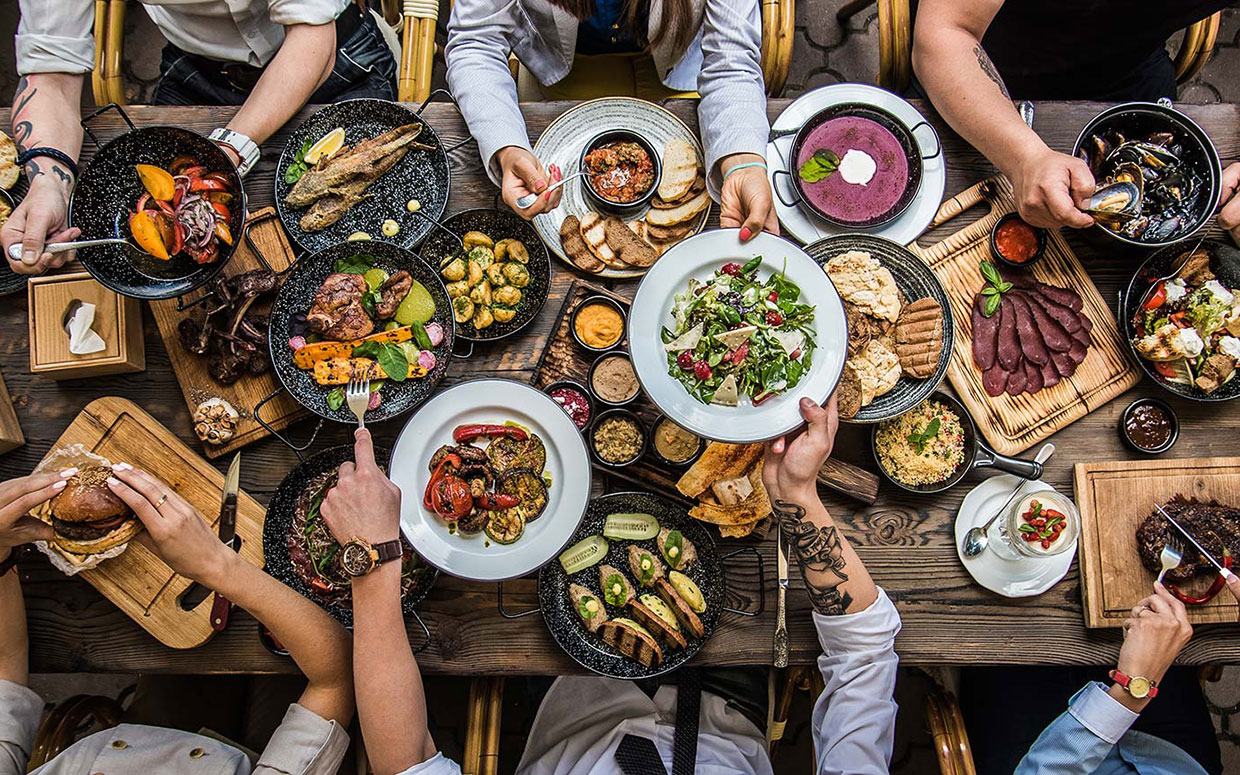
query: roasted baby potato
473 305 494 329
467 245 494 268
463 231 493 250
445 280 469 298
469 278 492 306
485 262 508 286
502 262 530 288
494 285 522 306
466 259 484 287
441 257 466 282
493 306 516 323
506 240 529 264
451 296 475 323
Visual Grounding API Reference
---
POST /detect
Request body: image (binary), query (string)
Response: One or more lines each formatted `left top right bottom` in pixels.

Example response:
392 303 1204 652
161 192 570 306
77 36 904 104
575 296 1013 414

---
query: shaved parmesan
713 325 757 350
769 329 805 357
711 374 739 406
664 323 704 352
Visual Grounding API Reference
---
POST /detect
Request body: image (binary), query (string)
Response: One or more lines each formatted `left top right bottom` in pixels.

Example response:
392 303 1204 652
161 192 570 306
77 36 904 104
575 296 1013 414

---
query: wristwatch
338 537 403 578
1109 669 1159 699
208 128 261 177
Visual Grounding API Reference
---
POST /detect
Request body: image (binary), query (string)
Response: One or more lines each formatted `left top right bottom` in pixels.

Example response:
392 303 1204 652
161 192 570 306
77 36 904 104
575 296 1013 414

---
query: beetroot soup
796 115 910 224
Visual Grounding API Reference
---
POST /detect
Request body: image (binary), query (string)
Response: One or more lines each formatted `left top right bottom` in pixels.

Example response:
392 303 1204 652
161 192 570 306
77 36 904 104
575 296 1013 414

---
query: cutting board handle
926 177 1001 232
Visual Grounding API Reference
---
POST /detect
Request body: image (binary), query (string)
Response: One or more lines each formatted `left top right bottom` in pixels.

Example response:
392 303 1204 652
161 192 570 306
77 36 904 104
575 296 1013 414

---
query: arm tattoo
972 44 1010 99
12 77 37 153
774 499 853 616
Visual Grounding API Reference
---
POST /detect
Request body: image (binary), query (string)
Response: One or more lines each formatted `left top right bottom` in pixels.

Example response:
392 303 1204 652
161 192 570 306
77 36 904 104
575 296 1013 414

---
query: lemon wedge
304 127 345 165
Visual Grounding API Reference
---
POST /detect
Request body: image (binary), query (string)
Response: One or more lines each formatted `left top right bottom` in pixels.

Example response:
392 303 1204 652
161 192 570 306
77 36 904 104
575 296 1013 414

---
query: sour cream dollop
1164 278 1188 304
1174 327 1205 358
1204 280 1235 306
1219 335 1240 361
838 149 877 186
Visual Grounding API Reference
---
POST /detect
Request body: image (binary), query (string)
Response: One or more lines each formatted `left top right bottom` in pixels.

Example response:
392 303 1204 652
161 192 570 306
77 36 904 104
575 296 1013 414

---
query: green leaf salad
661 256 816 406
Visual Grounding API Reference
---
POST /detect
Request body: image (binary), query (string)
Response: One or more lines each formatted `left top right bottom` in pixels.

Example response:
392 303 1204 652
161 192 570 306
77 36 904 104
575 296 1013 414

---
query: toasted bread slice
646 221 694 242
656 578 706 639
652 175 706 208
560 215 605 273
580 211 628 269
627 599 687 650
626 219 650 242
835 362 863 419
604 216 658 268
0 132 17 190
646 191 709 228
658 138 699 202
598 618 663 667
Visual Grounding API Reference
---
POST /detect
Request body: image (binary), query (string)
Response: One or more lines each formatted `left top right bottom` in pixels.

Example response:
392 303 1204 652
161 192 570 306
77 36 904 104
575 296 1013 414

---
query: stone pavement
3 2 1240 771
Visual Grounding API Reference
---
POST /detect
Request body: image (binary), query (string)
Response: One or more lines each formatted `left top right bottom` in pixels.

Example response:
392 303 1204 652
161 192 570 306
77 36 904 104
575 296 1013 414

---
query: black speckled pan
539 492 724 680
267 239 455 423
0 179 29 296
70 126 244 300
275 99 450 253
805 233 954 423
264 444 438 627
417 208 551 342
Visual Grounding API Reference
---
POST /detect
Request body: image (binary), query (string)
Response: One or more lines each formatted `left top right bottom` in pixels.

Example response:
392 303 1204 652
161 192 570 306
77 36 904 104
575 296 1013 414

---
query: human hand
497 146 561 218
720 154 779 242
105 464 234 585
1007 145 1095 230
1218 566 1240 612
0 470 71 552
1112 583 1193 708
320 428 401 546
762 396 838 503
1 175 79 275
1216 163 1240 244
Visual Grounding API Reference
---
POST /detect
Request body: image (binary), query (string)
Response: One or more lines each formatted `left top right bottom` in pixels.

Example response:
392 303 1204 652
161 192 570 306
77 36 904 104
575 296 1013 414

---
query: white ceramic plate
627 229 848 444
531 97 708 279
955 475 1077 598
766 83 946 247
390 379 592 581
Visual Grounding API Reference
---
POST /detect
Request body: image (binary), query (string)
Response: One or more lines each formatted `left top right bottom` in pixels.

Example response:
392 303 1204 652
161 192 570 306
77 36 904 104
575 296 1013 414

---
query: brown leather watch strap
373 540 403 565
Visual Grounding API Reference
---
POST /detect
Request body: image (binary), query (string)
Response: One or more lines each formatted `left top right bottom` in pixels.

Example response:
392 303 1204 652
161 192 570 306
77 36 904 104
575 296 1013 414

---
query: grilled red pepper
452 424 528 444
1143 282 1167 310
475 493 519 510
1169 549 1233 605
423 454 461 510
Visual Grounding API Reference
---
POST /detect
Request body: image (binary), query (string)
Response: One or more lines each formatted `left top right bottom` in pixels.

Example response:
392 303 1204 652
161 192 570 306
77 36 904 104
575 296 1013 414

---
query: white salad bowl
627 229 848 443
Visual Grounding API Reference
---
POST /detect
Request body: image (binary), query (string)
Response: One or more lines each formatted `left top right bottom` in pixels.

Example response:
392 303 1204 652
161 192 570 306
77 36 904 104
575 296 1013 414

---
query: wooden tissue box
0 369 22 455
28 272 145 379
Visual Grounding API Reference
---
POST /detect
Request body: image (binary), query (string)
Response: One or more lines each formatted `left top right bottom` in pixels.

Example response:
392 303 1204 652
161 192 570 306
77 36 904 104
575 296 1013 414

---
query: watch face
340 542 374 577
1127 677 1152 698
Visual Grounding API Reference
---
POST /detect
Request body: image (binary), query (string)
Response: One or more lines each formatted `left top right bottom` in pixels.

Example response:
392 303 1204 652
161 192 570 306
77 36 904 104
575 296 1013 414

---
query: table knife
774 526 789 668
1158 504 1230 575
210 452 242 632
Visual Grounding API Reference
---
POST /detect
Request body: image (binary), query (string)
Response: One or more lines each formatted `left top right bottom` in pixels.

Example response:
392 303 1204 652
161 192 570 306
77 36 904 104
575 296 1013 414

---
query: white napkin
66 301 106 355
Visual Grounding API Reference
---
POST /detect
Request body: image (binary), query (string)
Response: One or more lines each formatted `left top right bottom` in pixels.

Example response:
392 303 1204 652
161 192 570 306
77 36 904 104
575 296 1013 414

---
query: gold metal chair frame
27 694 125 771
837 1 1221 94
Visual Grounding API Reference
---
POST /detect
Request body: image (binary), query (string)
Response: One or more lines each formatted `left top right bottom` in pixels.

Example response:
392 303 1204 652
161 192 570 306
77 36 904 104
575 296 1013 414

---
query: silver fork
1156 536 1184 584
345 377 371 429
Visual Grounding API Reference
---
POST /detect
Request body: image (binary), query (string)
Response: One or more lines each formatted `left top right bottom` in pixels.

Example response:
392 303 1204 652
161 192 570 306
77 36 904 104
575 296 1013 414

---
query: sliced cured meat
997 299 1022 371
1005 365 1028 396
1010 275 1083 312
1068 339 1088 364
1008 295 1049 365
1015 289 1081 333
1023 359 1044 394
971 293 1000 371
1050 350 1076 378
1080 313 1093 333
983 363 1009 397
1020 299 1072 353
1071 326 1092 348
1039 358 1061 389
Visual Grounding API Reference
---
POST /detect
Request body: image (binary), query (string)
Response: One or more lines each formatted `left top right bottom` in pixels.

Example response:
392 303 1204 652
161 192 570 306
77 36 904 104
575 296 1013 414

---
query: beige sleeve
253 704 350 775
0 680 43 775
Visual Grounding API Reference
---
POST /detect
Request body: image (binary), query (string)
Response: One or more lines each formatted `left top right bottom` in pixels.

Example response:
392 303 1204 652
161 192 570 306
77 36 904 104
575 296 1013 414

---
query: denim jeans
152 12 397 106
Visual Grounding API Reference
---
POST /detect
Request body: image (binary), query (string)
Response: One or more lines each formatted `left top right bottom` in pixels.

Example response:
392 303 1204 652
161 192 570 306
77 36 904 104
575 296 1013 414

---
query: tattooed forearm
774 499 852 616
12 77 37 153
972 44 1009 98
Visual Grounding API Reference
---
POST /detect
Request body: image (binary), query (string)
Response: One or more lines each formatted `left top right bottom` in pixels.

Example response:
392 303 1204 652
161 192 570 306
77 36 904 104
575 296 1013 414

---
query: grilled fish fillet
286 123 432 208
298 143 410 232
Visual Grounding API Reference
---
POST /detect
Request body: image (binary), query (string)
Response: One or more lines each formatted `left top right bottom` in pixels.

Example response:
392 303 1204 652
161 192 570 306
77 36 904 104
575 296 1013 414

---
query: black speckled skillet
0 179 31 296
264 444 438 643
500 491 764 680
69 105 245 300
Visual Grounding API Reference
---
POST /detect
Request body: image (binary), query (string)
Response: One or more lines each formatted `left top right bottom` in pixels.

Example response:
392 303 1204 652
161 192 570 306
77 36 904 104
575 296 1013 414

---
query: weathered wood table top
3 99 1240 674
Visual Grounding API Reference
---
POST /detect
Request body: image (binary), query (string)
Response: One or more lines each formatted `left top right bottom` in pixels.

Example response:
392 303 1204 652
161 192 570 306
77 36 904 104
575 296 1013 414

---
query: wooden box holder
0 368 23 454
27 271 144 379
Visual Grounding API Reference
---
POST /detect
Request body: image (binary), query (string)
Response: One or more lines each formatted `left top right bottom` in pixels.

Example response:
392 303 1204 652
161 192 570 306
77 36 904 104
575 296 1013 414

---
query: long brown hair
548 0 695 54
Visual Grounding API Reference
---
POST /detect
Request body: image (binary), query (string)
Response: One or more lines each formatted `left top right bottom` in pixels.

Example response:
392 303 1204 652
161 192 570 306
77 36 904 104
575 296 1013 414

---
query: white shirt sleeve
266 0 350 28
253 703 351 775
811 588 902 775
395 752 464 775
16 0 95 75
0 680 42 775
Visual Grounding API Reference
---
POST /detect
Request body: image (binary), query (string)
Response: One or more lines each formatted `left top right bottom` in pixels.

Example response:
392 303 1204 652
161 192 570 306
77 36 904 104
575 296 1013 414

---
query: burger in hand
46 466 143 554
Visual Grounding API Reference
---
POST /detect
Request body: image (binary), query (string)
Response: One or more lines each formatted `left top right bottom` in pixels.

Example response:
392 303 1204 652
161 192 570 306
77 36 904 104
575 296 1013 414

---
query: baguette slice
656 577 706 639
627 599 688 650
657 138 699 202
580 211 627 269
646 191 709 228
598 618 663 667
560 215 605 273
604 216 658 268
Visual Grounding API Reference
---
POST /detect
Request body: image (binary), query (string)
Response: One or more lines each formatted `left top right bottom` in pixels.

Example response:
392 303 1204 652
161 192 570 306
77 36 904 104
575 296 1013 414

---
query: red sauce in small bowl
994 217 1041 264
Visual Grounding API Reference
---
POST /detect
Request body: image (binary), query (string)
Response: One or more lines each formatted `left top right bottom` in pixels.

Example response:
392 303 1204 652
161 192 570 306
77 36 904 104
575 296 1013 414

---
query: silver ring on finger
155 494 168 508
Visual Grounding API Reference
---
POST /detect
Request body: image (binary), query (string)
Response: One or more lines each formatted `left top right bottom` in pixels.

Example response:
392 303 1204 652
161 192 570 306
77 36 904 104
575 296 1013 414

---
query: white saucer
765 83 946 246
954 475 1077 598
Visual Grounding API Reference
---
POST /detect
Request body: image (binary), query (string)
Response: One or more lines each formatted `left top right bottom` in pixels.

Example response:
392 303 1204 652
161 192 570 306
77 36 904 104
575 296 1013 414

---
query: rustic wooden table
3 99 1240 675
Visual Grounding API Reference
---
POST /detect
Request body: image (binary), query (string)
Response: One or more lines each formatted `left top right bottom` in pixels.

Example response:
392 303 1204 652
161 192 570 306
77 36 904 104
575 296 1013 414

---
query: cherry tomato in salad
765 311 784 326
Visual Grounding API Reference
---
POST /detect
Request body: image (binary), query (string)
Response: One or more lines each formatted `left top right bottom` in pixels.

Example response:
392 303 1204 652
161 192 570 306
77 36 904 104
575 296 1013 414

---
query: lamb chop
307 273 372 341
376 271 413 319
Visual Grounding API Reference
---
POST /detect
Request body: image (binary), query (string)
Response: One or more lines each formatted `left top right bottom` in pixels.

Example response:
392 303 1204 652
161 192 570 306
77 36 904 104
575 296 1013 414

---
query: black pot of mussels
1072 100 1221 248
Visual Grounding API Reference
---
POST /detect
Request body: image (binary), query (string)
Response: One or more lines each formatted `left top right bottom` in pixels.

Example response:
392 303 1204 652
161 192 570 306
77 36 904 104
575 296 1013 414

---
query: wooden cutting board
1074 456 1240 628
149 208 307 458
908 177 1141 455
37 397 266 648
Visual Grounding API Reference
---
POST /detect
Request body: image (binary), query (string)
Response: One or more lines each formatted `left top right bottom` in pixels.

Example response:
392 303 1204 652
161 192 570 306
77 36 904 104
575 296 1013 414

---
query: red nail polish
739 227 752 241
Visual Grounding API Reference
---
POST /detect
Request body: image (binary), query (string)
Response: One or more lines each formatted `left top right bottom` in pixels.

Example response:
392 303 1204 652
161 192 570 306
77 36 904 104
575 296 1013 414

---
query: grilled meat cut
894 297 943 378
307 273 372 341
376 270 413 319
1136 495 1240 582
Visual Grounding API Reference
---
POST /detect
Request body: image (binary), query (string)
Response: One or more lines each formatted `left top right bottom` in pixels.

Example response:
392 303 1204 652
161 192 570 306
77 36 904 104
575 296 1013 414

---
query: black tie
613 668 702 775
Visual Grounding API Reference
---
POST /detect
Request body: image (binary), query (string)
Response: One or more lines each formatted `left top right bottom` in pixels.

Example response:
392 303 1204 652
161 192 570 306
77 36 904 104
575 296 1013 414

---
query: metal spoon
962 443 1055 558
514 170 586 210
7 238 134 262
